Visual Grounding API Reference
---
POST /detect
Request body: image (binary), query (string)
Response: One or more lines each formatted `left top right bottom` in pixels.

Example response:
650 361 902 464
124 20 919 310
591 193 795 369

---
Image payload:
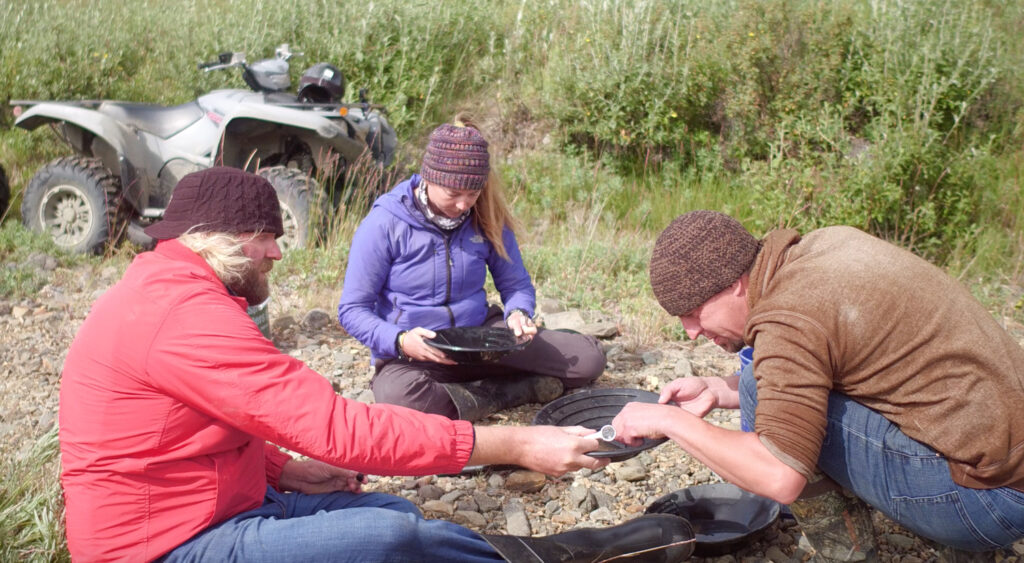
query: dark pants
372 307 605 418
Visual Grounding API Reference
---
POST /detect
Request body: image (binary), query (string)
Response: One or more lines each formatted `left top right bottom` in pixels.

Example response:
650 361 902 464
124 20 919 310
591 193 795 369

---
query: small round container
737 347 753 372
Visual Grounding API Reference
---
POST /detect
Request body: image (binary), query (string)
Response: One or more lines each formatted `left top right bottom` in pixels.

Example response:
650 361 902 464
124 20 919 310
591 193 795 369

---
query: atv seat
98 101 204 139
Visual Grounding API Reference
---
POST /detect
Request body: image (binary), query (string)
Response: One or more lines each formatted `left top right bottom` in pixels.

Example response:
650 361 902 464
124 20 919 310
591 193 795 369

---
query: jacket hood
375 175 434 230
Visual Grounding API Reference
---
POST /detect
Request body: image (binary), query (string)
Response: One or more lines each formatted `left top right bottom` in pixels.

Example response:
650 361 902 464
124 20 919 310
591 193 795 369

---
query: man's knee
363 509 435 555
369 494 421 517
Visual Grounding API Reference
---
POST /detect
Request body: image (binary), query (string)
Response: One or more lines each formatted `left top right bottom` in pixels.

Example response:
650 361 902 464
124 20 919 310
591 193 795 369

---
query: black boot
442 375 564 421
481 514 695 562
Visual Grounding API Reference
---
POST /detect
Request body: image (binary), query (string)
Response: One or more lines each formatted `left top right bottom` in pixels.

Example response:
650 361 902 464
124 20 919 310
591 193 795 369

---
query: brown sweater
746 226 1024 491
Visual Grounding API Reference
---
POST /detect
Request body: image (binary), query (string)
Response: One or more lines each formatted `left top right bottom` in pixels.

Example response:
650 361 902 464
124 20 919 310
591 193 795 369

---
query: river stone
641 350 663 365
613 462 648 483
440 490 464 504
673 357 694 378
569 484 595 511
272 315 296 331
765 546 793 562
452 510 487 528
503 499 531 536
552 511 577 526
417 484 444 501
591 489 617 509
541 311 585 332
420 500 454 515
589 506 615 522
505 470 546 493
333 350 355 365
301 308 332 330
580 321 618 339
536 298 564 316
473 492 501 513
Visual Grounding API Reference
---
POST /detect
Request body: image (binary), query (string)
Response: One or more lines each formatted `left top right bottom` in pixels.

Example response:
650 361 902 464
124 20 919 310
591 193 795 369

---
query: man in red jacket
59 167 693 563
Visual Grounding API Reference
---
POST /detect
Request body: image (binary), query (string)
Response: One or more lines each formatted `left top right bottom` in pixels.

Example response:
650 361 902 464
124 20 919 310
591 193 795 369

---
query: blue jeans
738 364 1024 551
160 487 503 562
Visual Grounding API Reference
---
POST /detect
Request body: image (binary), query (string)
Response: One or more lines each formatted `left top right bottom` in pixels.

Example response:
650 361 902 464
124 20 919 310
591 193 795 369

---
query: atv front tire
21 156 121 254
257 166 322 251
0 164 9 218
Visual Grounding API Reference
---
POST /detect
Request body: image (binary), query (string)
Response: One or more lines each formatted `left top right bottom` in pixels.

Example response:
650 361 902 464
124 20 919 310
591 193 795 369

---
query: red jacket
59 240 475 562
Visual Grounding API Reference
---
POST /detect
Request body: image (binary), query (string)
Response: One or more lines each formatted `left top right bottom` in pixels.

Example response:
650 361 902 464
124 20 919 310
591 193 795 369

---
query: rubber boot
481 513 696 562
442 375 564 421
789 476 878 562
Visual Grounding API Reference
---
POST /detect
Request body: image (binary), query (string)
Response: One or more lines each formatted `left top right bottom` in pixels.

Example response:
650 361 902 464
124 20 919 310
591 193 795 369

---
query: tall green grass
1 0 1021 317
0 427 67 563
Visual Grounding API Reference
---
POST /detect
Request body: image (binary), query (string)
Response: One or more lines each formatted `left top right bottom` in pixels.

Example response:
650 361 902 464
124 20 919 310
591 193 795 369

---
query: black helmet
297 63 345 103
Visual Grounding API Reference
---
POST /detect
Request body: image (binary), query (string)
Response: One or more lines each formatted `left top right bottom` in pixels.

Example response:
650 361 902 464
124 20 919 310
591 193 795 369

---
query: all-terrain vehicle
0 164 8 218
11 44 396 253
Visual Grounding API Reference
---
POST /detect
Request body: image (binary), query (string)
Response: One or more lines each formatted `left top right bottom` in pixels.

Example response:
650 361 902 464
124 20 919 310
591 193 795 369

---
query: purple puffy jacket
337 175 535 361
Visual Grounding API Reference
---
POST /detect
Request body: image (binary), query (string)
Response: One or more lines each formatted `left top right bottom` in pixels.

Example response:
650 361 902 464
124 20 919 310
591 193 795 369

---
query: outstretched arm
612 402 806 504
469 425 609 476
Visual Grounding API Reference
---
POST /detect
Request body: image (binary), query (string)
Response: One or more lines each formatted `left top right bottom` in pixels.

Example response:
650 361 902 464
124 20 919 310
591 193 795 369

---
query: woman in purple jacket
338 118 605 420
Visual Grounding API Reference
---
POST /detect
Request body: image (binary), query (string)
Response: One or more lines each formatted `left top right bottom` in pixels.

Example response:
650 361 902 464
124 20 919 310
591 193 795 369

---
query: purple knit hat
420 123 490 190
144 167 283 240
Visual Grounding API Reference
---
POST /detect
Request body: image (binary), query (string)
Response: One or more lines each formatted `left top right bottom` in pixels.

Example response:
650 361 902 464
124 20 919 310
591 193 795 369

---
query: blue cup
738 347 753 372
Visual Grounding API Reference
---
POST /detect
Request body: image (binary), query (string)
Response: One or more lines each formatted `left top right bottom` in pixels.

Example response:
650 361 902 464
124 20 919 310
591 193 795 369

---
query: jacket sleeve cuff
263 443 292 489
452 420 477 469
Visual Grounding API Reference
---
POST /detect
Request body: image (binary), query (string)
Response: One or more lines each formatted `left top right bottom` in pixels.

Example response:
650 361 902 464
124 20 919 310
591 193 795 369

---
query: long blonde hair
453 115 519 261
177 230 254 286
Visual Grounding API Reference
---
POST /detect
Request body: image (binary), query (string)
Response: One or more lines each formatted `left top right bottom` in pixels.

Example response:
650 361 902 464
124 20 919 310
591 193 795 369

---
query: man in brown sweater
613 210 1024 560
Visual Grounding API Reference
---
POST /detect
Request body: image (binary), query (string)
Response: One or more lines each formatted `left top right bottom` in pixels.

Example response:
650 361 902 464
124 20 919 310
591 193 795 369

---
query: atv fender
217 103 375 170
14 104 150 208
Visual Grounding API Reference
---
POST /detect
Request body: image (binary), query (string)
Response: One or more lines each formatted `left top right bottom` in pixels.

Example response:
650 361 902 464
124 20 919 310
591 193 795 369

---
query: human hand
402 327 456 365
505 310 537 340
278 458 365 495
469 425 609 476
659 377 717 417
611 402 678 446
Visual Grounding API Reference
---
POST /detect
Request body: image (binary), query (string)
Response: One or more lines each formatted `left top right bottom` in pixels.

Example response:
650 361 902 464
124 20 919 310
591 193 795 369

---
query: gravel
2 259 1023 562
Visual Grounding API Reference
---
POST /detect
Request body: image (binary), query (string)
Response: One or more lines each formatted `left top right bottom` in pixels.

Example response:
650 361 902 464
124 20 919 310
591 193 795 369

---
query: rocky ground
2 254 1024 562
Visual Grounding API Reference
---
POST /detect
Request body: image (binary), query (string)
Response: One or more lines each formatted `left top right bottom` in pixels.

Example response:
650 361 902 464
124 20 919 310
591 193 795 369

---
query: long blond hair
453 115 520 261
177 230 254 286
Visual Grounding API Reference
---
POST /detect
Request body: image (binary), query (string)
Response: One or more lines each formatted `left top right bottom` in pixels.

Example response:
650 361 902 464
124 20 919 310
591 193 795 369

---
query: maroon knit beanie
144 167 283 240
649 210 761 316
420 123 490 190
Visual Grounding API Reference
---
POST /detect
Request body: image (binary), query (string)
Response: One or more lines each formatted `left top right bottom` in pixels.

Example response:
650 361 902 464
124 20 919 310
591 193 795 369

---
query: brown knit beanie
420 123 490 190
144 167 283 240
649 210 761 316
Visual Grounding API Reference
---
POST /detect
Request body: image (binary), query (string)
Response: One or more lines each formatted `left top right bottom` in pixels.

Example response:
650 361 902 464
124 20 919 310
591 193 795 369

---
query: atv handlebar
198 44 299 72
198 51 245 71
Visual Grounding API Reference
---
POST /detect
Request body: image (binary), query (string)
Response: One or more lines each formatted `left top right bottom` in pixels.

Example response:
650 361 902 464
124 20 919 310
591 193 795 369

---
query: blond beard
228 259 271 306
